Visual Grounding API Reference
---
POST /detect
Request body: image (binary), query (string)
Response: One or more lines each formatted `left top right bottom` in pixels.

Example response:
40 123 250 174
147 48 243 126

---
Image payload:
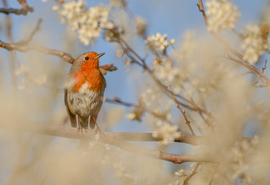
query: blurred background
0 0 270 184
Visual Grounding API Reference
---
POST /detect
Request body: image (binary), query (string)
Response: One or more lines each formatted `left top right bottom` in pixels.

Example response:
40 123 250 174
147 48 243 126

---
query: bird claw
77 125 82 132
77 125 88 134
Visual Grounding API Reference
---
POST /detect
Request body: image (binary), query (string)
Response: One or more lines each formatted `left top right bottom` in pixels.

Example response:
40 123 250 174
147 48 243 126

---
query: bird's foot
77 125 88 134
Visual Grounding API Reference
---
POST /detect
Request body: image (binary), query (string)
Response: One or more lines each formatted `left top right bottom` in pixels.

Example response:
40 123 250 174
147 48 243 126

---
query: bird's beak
95 53 105 59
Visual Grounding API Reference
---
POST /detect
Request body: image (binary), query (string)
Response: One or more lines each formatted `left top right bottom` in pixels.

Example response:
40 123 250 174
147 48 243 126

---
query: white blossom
114 162 125 177
34 75 47 86
241 24 268 64
175 169 185 177
175 169 189 177
116 50 124 58
145 33 169 51
15 65 27 76
53 1 114 45
18 79 28 90
152 123 181 145
231 136 259 184
52 5 60 11
179 31 197 62
205 0 240 32
127 112 136 120
153 58 179 83
169 39 175 45
135 16 147 36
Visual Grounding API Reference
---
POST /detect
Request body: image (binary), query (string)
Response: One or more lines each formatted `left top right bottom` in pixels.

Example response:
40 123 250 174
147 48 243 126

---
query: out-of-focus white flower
116 50 124 58
18 79 28 90
15 65 27 76
52 5 60 11
141 88 158 108
145 33 169 51
241 24 268 64
94 133 100 141
169 39 175 45
175 169 185 177
179 31 197 62
127 112 136 120
41 0 47 2
152 123 181 145
135 16 147 37
114 162 125 177
231 135 259 184
153 58 179 83
34 75 47 86
205 0 240 32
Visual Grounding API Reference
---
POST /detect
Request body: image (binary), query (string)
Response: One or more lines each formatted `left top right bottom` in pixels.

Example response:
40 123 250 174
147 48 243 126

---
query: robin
64 52 106 141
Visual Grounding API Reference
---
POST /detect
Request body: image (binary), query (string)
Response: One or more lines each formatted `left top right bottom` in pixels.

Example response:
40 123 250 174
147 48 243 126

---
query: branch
0 123 212 164
0 7 33 15
15 18 42 45
0 40 117 72
1 122 210 145
112 140 209 164
2 0 33 15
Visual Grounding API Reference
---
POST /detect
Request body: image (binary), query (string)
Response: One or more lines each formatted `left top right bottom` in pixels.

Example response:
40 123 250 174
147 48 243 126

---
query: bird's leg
92 117 106 137
77 115 82 133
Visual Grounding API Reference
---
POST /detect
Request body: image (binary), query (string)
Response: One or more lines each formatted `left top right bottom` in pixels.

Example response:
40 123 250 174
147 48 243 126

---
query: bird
64 52 106 145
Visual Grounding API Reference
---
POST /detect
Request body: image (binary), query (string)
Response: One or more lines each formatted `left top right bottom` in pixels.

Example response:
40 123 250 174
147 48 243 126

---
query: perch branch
0 123 213 164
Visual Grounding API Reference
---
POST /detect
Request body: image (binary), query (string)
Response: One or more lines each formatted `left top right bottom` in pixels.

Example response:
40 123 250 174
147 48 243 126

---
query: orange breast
72 69 103 92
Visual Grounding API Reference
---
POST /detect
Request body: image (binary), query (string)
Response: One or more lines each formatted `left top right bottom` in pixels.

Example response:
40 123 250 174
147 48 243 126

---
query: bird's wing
64 73 77 127
100 71 107 90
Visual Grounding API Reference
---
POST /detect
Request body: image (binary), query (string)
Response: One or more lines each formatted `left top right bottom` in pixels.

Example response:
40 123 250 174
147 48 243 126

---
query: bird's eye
85 56 89 60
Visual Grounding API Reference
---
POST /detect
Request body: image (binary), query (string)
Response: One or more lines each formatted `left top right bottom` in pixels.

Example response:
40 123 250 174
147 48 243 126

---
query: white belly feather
67 85 104 118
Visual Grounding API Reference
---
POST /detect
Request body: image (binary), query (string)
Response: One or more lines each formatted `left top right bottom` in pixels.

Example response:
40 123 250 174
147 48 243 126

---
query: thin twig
0 40 117 72
15 19 42 45
3 0 17 97
168 83 196 135
183 163 201 185
262 59 267 74
105 96 174 125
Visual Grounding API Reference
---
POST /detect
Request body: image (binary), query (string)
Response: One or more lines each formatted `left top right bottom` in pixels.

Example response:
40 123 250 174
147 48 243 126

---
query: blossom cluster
152 123 181 145
205 0 240 32
241 24 268 64
145 33 169 51
152 57 179 83
53 0 114 45
231 136 259 184
152 57 184 93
